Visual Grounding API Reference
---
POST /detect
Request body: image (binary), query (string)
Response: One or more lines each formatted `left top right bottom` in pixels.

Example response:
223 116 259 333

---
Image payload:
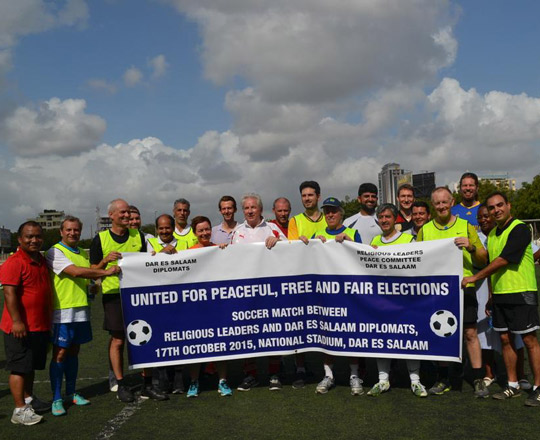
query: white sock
350 363 359 378
377 359 391 382
407 359 420 384
534 385 538 391
324 364 334 378
509 381 519 388
24 396 33 404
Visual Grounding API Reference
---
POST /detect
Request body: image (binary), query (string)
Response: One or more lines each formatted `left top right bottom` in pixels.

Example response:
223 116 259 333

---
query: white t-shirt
343 212 382 245
231 218 287 244
46 246 90 324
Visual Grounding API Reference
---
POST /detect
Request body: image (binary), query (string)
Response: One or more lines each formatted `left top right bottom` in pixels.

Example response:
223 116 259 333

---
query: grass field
1 271 540 440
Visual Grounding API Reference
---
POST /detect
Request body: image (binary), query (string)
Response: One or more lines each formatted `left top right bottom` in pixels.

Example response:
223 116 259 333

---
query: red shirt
269 220 288 238
0 249 52 333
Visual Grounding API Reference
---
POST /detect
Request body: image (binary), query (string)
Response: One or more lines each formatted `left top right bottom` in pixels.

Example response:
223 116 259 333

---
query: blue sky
1 0 540 232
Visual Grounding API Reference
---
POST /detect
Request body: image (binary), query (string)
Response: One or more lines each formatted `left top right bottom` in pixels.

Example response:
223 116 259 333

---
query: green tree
341 195 360 219
511 174 540 220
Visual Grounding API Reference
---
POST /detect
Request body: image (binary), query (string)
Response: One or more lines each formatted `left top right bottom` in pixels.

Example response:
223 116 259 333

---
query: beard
361 203 376 215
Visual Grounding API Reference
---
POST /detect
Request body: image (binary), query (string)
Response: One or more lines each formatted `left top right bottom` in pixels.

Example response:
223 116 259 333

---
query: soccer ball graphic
127 320 152 346
430 310 458 338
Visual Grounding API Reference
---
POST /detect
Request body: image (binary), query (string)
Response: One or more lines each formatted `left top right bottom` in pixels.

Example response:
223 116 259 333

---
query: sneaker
411 382 428 398
473 378 489 398
519 379 532 391
237 375 258 391
492 385 521 400
187 381 199 398
172 372 185 394
117 385 135 403
350 375 364 396
524 388 540 407
11 406 43 425
269 375 282 391
483 376 495 387
367 380 390 396
315 376 335 394
70 393 91 406
292 371 306 389
428 381 451 395
30 395 50 414
218 379 233 397
141 385 169 401
109 370 118 392
52 399 66 416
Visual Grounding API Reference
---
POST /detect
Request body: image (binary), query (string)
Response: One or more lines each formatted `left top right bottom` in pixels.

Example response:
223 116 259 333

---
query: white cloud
0 0 88 79
123 66 143 87
2 97 106 156
165 0 457 103
149 54 169 78
87 78 117 94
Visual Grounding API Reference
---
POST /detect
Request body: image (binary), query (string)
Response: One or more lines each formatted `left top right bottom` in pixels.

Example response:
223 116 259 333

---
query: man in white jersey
343 182 382 244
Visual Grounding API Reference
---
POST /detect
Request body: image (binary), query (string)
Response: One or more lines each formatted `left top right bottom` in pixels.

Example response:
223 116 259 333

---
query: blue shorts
52 322 93 348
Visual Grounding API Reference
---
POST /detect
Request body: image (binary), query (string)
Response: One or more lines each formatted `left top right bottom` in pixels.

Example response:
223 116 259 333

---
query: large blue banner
119 239 463 368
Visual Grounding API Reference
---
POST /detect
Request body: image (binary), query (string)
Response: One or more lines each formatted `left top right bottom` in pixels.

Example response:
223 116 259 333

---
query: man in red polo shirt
1 221 52 425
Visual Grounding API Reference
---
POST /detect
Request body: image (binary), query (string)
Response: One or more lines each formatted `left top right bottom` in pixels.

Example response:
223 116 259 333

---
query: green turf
1 270 540 439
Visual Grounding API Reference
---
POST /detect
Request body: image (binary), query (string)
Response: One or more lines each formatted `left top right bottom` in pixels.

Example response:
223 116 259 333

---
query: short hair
273 197 291 210
358 183 378 197
376 203 398 219
459 172 479 187
173 198 191 210
397 183 415 196
129 205 140 215
431 186 453 199
485 191 509 204
61 215 83 230
108 198 128 215
191 216 212 231
411 201 430 211
218 195 237 211
242 193 263 210
299 181 321 195
17 221 42 237
155 214 175 228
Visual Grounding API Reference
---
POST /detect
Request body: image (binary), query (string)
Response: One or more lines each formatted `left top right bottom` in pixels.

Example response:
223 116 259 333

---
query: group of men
1 173 540 425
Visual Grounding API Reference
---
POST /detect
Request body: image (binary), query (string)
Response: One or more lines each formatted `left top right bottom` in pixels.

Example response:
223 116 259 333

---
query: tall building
479 173 516 191
33 209 65 230
413 171 436 199
0 226 11 254
378 163 412 205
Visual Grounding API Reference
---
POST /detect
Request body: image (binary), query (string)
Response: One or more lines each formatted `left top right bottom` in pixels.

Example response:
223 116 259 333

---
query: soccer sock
143 375 152 387
509 381 519 388
64 356 78 396
377 359 391 382
50 360 65 401
407 360 420 384
24 396 33 404
268 357 281 375
472 368 483 381
350 363 359 378
437 366 449 383
324 364 334 378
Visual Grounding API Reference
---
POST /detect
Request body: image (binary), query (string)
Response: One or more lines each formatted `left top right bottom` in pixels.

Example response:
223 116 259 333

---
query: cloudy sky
1 0 539 234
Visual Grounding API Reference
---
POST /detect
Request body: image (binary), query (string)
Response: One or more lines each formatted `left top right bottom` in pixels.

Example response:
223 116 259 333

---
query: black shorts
3 331 49 373
492 303 540 334
102 294 125 333
463 286 478 325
